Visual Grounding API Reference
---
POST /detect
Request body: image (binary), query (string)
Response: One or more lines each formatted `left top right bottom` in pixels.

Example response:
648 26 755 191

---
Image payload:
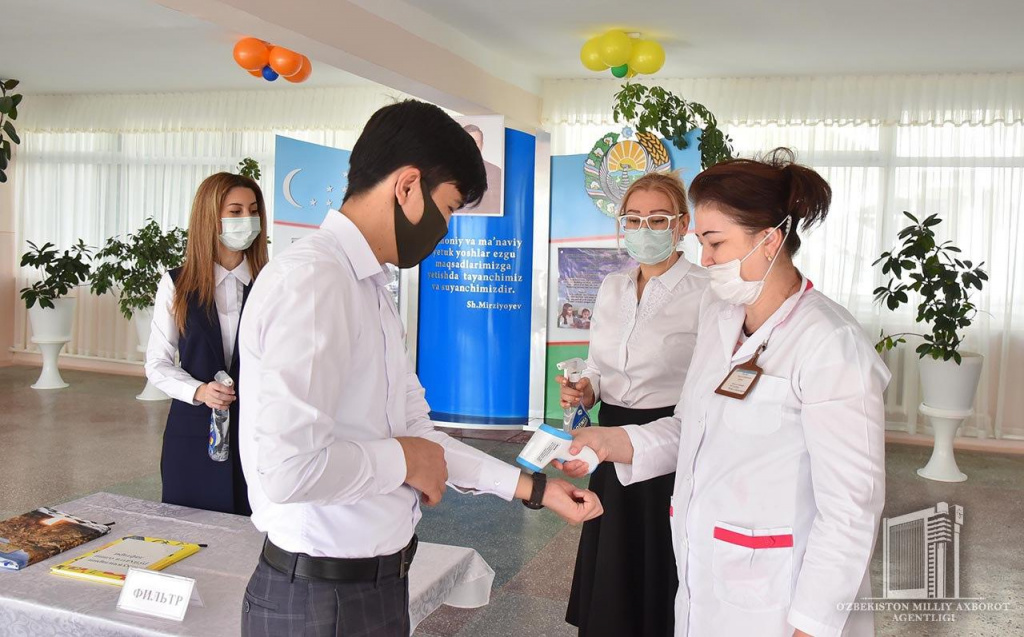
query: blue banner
417 129 535 426
273 135 351 246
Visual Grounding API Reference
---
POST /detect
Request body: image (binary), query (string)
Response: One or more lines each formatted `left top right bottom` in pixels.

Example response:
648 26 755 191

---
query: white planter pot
27 297 76 390
134 306 155 350
919 352 984 412
28 297 76 343
916 352 983 483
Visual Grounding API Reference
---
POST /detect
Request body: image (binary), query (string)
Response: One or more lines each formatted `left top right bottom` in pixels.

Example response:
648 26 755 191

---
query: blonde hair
173 172 269 334
619 171 690 219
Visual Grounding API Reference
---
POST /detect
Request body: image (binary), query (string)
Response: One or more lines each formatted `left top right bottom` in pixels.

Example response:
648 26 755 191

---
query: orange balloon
284 56 312 83
247 69 263 77
269 47 303 77
233 38 269 72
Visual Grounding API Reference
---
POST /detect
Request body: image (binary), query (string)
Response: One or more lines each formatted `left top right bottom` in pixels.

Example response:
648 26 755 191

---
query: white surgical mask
623 228 677 265
707 217 791 305
219 216 261 252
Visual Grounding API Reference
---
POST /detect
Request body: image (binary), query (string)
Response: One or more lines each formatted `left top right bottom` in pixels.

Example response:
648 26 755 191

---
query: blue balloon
261 65 279 81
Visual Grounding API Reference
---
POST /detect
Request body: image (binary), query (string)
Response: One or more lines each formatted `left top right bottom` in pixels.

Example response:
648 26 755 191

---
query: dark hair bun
761 147 832 232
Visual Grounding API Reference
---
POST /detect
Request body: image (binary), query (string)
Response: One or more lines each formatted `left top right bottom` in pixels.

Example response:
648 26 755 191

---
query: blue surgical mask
623 228 676 265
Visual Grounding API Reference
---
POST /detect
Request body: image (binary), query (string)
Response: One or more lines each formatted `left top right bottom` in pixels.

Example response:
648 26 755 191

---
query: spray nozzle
556 358 587 385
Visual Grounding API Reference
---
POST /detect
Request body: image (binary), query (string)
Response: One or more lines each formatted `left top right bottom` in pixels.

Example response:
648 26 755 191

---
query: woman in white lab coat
557 172 709 637
564 149 890 637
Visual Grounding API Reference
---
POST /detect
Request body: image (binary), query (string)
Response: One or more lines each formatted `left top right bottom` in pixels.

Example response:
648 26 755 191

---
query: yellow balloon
580 36 607 71
625 67 638 79
629 39 666 75
598 30 633 67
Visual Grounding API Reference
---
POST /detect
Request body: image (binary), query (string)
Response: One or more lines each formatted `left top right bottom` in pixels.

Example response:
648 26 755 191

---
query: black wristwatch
522 471 546 510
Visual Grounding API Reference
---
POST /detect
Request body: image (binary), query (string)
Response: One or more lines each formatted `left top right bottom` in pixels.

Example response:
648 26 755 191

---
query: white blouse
583 256 709 410
144 258 252 404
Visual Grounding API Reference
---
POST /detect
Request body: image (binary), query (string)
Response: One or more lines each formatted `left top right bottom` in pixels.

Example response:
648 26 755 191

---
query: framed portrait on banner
454 115 504 217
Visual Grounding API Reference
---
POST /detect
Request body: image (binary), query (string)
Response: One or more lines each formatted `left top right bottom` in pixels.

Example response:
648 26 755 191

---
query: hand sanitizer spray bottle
556 358 591 432
208 371 233 462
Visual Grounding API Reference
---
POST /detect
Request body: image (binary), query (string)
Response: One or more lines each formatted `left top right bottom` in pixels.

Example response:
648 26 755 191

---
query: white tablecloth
0 493 494 636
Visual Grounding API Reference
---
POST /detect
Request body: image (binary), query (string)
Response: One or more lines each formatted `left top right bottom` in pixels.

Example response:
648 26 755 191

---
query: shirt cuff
176 378 204 406
353 438 407 496
612 424 646 485
477 460 521 501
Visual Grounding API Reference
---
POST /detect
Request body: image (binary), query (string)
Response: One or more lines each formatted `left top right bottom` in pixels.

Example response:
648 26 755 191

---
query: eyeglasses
618 214 678 232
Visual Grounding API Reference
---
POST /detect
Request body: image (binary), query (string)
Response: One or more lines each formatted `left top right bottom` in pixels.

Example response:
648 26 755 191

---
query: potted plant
20 239 93 341
237 157 261 180
90 218 188 352
874 211 988 412
612 83 734 169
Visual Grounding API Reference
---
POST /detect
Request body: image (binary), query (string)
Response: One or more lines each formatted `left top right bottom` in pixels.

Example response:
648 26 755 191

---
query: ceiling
2 0 1022 97
383 0 1024 79
0 0 370 94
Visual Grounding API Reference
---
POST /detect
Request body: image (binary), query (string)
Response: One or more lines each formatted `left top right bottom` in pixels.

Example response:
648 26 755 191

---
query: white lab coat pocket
722 374 790 435
711 521 794 611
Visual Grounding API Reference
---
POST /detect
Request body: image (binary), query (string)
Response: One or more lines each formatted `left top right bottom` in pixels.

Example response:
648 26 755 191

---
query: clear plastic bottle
556 358 587 433
207 371 233 462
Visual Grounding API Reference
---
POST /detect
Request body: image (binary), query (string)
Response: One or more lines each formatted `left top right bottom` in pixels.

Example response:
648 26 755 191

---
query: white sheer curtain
13 86 412 361
542 74 1024 439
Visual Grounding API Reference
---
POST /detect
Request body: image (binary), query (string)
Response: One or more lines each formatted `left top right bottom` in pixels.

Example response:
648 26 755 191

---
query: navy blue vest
161 267 251 515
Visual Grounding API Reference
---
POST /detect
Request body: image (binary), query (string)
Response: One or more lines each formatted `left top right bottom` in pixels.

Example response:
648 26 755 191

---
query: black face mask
393 180 450 269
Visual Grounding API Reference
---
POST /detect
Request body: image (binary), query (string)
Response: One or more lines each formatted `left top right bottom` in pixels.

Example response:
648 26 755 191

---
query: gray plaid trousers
241 556 411 637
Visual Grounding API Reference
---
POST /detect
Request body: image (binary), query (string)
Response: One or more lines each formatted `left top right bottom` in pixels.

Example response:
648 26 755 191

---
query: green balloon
611 64 629 78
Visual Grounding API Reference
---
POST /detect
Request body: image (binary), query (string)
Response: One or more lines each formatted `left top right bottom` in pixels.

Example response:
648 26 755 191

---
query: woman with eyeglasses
555 172 709 637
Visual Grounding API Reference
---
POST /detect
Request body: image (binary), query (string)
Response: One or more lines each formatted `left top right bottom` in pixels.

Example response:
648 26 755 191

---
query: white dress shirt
145 258 252 404
583 256 709 409
615 281 890 637
237 211 521 559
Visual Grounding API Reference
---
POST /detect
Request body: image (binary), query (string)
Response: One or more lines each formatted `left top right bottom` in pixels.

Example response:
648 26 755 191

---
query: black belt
262 535 418 583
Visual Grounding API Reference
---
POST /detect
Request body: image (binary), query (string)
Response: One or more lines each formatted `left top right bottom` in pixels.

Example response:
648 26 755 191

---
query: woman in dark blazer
145 172 269 515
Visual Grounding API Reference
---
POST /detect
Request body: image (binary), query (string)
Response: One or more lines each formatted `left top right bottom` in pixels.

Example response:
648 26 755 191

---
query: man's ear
394 167 425 224
394 167 422 207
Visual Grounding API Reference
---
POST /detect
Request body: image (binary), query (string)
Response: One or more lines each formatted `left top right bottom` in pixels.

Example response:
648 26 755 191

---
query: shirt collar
321 210 388 282
214 255 252 286
629 255 692 291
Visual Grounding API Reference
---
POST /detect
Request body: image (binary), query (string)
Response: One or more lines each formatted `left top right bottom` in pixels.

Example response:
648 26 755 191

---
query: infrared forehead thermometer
516 424 600 474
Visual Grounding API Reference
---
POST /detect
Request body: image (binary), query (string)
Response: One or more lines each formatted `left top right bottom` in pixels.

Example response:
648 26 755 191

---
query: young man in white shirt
237 100 603 636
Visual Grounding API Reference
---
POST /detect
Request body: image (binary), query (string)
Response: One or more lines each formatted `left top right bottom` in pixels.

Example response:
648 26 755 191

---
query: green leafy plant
0 78 23 184
873 212 988 364
612 83 734 169
90 219 188 319
238 157 261 181
20 240 93 309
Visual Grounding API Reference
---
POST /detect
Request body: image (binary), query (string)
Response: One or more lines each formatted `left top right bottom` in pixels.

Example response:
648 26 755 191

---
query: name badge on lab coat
715 342 766 400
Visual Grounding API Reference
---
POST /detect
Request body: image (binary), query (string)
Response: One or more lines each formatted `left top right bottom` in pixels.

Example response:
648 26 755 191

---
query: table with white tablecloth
0 493 494 636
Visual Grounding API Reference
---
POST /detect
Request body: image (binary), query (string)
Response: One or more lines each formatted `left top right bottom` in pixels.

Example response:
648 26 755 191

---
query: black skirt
566 401 678 637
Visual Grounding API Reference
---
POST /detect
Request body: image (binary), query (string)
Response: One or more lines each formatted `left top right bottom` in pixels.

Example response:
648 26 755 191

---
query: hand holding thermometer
516 425 600 475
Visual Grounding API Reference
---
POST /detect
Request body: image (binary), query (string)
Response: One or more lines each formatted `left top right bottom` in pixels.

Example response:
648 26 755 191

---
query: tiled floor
1 365 1022 636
